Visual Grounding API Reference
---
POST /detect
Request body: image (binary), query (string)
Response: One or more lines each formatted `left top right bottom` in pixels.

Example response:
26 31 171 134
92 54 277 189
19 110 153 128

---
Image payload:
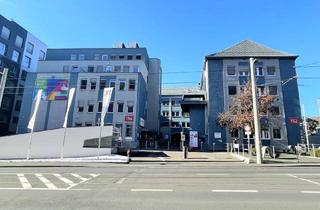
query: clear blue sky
1 0 320 116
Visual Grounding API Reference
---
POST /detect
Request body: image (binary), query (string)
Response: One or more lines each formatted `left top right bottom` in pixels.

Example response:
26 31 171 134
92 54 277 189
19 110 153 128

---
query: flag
101 87 113 126
62 88 75 128
27 89 43 130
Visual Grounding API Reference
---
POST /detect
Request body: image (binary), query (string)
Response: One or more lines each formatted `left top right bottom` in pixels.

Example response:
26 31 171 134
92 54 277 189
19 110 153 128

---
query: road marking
288 174 320 186
71 173 89 181
211 190 258 193
89 174 99 178
53 174 75 187
116 178 126 184
17 174 32 189
197 173 230 176
301 191 320 194
35 173 58 189
0 188 90 191
131 189 173 192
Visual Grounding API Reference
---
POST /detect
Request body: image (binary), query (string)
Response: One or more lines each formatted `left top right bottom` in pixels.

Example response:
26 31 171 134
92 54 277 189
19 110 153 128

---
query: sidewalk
130 150 242 162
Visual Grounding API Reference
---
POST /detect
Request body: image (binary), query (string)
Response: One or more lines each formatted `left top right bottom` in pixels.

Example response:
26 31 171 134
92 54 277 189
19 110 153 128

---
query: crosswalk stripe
89 174 99 178
71 174 88 181
53 174 75 186
17 174 32 189
35 174 58 189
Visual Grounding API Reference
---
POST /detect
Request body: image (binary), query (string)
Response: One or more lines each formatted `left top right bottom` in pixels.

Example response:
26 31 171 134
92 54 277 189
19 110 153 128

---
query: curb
230 153 251 164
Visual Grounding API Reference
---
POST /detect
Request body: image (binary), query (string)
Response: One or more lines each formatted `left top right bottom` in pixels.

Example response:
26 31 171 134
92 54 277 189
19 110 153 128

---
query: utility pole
0 68 9 108
249 58 263 164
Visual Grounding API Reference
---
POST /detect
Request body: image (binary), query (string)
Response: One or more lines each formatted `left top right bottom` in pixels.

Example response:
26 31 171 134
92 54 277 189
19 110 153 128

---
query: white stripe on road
53 174 75 186
197 173 230 176
35 174 57 189
17 174 32 189
301 191 320 194
116 178 126 184
89 174 99 178
0 188 90 191
288 174 320 186
212 190 258 193
131 189 173 192
71 174 88 181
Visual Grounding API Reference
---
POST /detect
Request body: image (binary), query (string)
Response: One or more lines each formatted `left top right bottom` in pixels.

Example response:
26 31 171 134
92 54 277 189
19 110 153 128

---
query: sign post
244 125 251 155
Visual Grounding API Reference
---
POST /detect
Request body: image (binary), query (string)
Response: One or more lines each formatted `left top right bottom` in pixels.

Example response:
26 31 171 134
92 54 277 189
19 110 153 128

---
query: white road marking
71 173 89 181
0 188 90 191
116 178 126 184
197 173 230 176
288 174 320 186
17 174 32 189
211 190 258 193
89 173 99 178
35 173 58 189
53 174 75 187
301 191 320 194
131 189 173 192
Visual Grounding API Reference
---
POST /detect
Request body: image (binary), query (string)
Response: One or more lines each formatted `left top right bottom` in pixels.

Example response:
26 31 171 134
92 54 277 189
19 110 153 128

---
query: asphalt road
0 162 320 210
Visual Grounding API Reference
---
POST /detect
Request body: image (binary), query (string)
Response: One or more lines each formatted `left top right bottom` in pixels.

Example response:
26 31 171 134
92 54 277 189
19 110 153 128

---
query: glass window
108 102 114 112
77 100 84 112
267 66 276 75
26 42 34 54
119 80 126 91
115 123 123 135
23 56 31 68
261 129 270 139
102 54 108 60
104 65 113 72
15 36 23 48
128 55 133 60
80 79 87 89
90 79 97 90
87 102 94 112
127 102 134 113
269 86 278 95
110 55 116 60
257 86 265 96
94 54 100 60
15 100 22 111
88 66 94 72
227 66 236 75
63 65 69 72
79 54 85 60
70 54 77 60
162 100 169 106
109 80 116 88
0 42 6 56
273 128 281 139
21 70 27 81
123 65 130 72
39 50 45 60
100 79 106 89
75 122 82 127
71 66 79 72
125 124 133 137
129 79 135 91
12 116 19 124
117 102 124 112
132 65 139 73
1 26 10 40
85 122 93 127
98 101 102 113
96 65 103 72
136 55 142 60
12 50 20 62
270 106 280 116
228 86 237 95
119 55 125 60
255 67 264 76
239 70 249 76
230 129 239 138
114 65 121 72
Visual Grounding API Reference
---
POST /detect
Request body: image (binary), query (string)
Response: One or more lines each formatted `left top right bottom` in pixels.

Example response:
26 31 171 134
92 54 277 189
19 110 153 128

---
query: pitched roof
206 40 297 59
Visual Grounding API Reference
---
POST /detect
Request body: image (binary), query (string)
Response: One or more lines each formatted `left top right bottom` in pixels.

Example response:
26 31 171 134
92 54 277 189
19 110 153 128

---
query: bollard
272 146 276 159
212 143 215 152
227 143 229 153
312 144 316 157
167 141 170 150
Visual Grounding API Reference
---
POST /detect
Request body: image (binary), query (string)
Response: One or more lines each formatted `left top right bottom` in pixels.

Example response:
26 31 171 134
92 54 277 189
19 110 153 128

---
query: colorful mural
35 79 69 100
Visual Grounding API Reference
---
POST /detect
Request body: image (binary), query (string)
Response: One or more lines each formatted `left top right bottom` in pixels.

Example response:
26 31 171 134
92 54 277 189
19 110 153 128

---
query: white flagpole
26 89 43 160
98 87 113 160
60 88 75 159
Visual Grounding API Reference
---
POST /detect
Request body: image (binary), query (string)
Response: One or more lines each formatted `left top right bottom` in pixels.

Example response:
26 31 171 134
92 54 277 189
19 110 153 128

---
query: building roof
206 40 298 59
161 87 205 96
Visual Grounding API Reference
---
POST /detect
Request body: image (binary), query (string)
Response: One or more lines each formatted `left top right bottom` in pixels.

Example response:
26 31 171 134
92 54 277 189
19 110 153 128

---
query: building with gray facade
0 15 47 136
17 43 161 149
201 40 301 151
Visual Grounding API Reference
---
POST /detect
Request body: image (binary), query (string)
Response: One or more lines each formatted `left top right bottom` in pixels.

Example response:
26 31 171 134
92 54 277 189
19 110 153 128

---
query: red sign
125 116 134 122
288 117 299 124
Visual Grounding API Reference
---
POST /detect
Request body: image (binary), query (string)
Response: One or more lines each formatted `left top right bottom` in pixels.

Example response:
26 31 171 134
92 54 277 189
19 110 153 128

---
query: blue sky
1 0 320 116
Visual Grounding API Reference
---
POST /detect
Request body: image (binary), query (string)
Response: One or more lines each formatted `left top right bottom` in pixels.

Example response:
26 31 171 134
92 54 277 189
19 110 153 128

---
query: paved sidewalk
130 150 241 162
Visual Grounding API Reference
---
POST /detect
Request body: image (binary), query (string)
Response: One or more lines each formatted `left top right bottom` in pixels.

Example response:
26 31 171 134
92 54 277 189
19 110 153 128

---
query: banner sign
125 116 134 122
189 131 198 148
27 89 43 130
62 88 75 128
34 79 68 100
288 117 299 124
101 88 113 126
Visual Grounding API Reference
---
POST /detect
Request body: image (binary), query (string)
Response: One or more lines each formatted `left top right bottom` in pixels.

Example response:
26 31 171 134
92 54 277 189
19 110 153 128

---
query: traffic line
71 173 89 181
53 174 75 187
197 173 230 176
301 191 320 194
288 174 320 186
0 188 90 191
35 173 58 189
211 190 258 193
89 174 99 178
131 189 173 192
115 178 126 184
17 174 32 189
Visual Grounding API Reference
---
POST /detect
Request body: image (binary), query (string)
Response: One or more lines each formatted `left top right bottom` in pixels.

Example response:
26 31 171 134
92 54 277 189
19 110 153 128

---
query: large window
0 42 6 56
123 65 130 72
127 102 134 113
80 79 87 90
26 42 34 54
109 80 116 88
269 85 278 95
12 50 20 62
273 128 281 139
267 66 276 76
117 102 124 112
108 102 114 112
129 80 136 91
15 35 23 48
257 86 265 96
162 111 169 117
125 124 133 137
227 66 236 76
94 54 100 60
261 129 270 139
102 54 108 60
87 101 94 113
119 80 126 91
77 100 84 112
270 106 280 116
132 65 139 73
114 65 121 72
88 66 94 72
100 79 106 89
228 86 237 95
90 79 97 90
1 26 10 40
23 56 31 68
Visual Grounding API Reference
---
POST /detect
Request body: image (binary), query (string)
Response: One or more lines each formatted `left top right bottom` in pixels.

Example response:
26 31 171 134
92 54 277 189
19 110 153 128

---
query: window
93 54 99 60
239 62 249 76
129 79 135 91
109 80 116 88
39 50 45 60
230 129 239 138
102 54 108 60
172 122 180 127
18 85 24 95
85 122 92 127
117 102 124 112
261 129 270 139
26 42 34 54
1 26 10 40
125 124 133 137
70 54 77 60
115 123 123 135
15 36 23 48
273 128 281 139
100 79 106 89
98 101 102 113
239 70 249 76
87 102 94 113
77 100 84 112
108 102 114 112
136 55 142 60
114 65 121 72
270 106 280 116
228 86 237 95
171 100 176 106
187 122 190 127
255 67 263 76
90 79 97 90
0 42 6 56
128 55 133 60
88 66 94 72
12 116 19 124
110 55 116 60
63 65 69 72
162 111 169 117
21 70 27 81
119 80 126 91
71 65 79 72
75 122 82 127
15 100 22 111
267 66 276 76
23 56 31 68
172 111 180 117
119 55 125 60
80 79 87 89
182 122 186 128
104 65 112 72
227 66 236 75
257 86 265 96
162 100 169 106
79 54 85 60
132 65 139 73
123 65 130 72
269 85 278 95
12 50 20 62
127 102 134 113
